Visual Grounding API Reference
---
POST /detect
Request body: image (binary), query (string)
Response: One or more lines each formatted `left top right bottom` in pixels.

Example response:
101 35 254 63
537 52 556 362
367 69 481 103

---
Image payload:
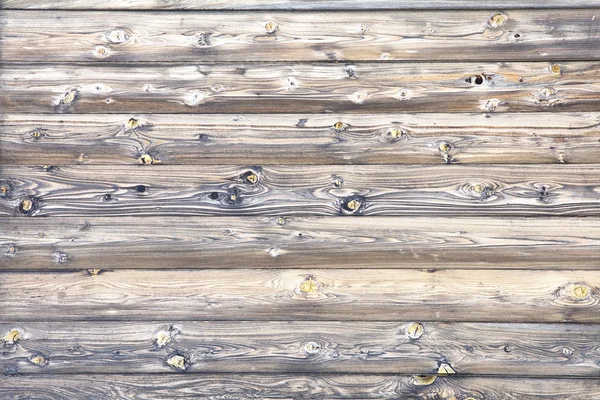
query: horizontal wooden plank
3 0 600 10
2 375 599 400
1 269 599 322
2 10 599 62
2 62 599 114
3 113 600 165
2 321 599 376
3 216 600 270
2 165 600 217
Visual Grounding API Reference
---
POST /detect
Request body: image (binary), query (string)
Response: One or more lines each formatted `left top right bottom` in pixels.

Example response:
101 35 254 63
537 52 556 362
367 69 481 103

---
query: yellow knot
155 331 172 348
413 375 437 386
265 21 278 33
60 90 77 105
20 198 33 212
126 118 140 131
303 341 321 355
30 354 47 366
550 64 562 76
540 87 556 98
489 13 508 28
4 329 22 344
438 363 456 375
88 269 101 276
572 285 590 300
389 128 403 139
0 185 9 195
167 354 188 371
439 142 451 153
473 184 485 194
333 121 347 131
346 199 361 211
140 154 154 165
32 131 43 139
407 322 424 339
299 277 320 294
246 173 259 184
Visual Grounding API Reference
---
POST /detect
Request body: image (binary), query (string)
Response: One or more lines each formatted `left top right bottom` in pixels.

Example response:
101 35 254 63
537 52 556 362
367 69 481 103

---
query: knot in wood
439 142 452 153
333 121 348 132
126 118 140 131
412 375 437 386
155 331 172 348
6 244 17 256
197 32 212 46
267 247 281 257
303 341 321 355
340 195 366 216
29 354 48 367
489 12 508 28
0 182 13 198
140 154 155 165
299 276 320 295
241 170 260 185
539 87 556 99
105 29 131 44
167 353 190 371
31 130 43 140
332 175 344 188
265 21 279 34
389 128 405 140
60 90 78 106
88 269 101 276
406 322 424 340
19 197 35 215
572 284 590 300
54 251 68 264
3 329 22 345
550 64 562 76
438 362 456 375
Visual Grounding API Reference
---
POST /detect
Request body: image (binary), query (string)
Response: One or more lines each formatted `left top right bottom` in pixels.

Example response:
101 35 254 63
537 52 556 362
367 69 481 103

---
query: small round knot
412 375 437 386
29 354 48 367
265 21 279 34
389 128 405 140
299 276 320 295
166 353 190 371
572 284 590 300
126 118 140 131
539 87 556 99
406 322 424 340
135 185 146 193
105 29 131 44
332 175 344 188
303 341 321 355
6 244 17 256
333 121 348 132
155 330 173 348
0 182 13 198
550 64 562 76
19 197 36 215
340 195 366 216
31 130 43 140
439 142 452 153
94 46 109 58
140 154 155 165
241 170 260 185
3 329 22 345
489 12 508 28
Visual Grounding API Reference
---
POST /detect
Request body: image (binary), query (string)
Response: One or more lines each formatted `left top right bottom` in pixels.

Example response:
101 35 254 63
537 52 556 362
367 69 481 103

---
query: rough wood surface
3 0 600 9
1 269 599 322
2 62 599 114
3 10 599 62
2 165 600 217
2 375 599 399
3 216 600 270
1 321 599 376
3 113 600 165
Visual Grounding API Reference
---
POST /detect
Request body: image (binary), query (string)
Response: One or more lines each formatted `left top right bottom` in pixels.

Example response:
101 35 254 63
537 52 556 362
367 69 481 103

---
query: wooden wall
2 1 600 399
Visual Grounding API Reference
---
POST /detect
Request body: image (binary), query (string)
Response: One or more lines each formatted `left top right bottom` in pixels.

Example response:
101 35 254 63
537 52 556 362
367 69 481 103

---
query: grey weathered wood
3 113 600 165
3 216 600 270
2 0 600 9
2 165 600 217
2 10 599 62
2 375 599 399
2 62 598 114
1 269 598 322
2 321 600 376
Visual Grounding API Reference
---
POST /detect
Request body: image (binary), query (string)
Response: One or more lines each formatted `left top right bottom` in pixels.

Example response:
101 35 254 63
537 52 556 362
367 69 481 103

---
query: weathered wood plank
3 113 600 165
0 269 598 322
2 321 599 376
2 165 600 217
3 216 600 270
2 10 599 62
3 0 600 10
2 375 599 400
2 62 599 114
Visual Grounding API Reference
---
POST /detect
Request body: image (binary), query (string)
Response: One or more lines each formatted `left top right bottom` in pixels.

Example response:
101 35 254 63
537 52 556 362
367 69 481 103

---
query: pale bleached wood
2 10 599 62
2 113 600 165
2 216 600 270
1 321 599 376
2 0 599 9
2 165 600 217
2 62 599 114
0 269 598 322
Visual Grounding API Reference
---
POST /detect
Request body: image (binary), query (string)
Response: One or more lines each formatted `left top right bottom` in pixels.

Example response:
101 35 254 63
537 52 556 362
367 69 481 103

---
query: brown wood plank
2 10 599 62
3 113 600 165
1 321 599 376
2 62 599 114
3 0 600 9
1 269 598 322
2 165 600 217
2 216 600 270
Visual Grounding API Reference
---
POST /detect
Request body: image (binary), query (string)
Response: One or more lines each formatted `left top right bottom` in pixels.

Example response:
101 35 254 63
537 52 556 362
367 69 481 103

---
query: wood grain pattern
1 269 599 322
3 216 600 270
2 62 600 114
2 165 600 217
3 10 599 62
2 375 599 400
3 0 600 9
3 113 600 165
2 321 600 376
